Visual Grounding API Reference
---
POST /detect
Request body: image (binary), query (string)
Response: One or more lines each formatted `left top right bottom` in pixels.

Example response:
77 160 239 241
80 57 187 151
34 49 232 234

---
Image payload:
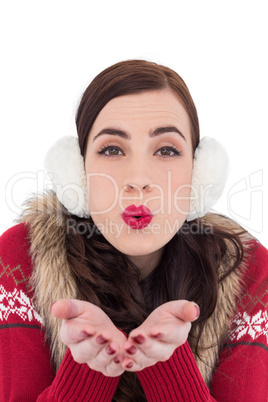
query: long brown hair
65 60 246 401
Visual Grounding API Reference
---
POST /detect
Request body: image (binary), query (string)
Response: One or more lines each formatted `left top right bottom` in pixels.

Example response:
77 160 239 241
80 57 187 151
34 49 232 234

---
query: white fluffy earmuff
187 136 229 221
44 136 229 220
44 136 90 218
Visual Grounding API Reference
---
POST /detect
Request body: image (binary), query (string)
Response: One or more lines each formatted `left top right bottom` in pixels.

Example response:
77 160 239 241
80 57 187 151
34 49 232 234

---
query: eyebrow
93 126 186 142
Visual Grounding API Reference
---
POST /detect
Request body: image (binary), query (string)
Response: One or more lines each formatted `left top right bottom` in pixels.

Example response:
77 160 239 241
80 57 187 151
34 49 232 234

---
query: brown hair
64 60 246 401
76 59 200 156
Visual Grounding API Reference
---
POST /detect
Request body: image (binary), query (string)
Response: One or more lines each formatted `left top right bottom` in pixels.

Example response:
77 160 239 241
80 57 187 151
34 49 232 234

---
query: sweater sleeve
37 348 120 401
210 241 268 401
137 241 268 402
136 341 216 401
0 224 120 401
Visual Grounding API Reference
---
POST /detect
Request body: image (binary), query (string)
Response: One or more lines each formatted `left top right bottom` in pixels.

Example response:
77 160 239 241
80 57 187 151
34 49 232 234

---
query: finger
100 351 126 377
70 338 99 364
150 320 191 343
60 319 96 345
68 335 114 364
104 358 125 377
128 330 147 345
123 342 146 369
130 318 191 346
164 300 200 323
181 301 200 322
71 339 123 374
125 334 167 363
51 299 96 320
94 341 119 365
122 344 156 372
121 356 137 371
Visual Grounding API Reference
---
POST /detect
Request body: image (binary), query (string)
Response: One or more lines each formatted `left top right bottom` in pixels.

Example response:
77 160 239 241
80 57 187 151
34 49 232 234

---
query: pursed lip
122 204 153 218
121 204 153 229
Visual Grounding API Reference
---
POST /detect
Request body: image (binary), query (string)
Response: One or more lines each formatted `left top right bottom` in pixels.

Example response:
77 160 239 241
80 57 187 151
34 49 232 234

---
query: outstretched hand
51 299 199 376
51 299 127 377
121 300 199 371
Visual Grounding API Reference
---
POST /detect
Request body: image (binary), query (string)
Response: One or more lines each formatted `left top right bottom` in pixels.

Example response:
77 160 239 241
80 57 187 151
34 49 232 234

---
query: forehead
89 89 191 135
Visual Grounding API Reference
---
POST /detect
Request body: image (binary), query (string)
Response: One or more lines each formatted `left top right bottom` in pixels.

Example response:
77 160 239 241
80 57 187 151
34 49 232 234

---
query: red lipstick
122 204 153 229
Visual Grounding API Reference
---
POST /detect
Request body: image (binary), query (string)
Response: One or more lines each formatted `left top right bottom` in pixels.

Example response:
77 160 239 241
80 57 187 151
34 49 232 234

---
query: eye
154 146 181 157
98 145 124 157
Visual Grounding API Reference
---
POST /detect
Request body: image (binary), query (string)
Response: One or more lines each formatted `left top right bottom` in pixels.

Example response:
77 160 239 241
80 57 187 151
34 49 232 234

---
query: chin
116 237 163 257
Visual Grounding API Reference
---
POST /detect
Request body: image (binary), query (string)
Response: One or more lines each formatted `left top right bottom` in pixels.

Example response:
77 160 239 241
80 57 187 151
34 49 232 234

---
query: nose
122 156 153 194
124 183 151 193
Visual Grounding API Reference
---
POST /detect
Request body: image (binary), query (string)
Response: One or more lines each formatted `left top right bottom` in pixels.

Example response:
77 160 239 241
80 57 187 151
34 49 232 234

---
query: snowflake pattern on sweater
0 285 42 323
0 223 267 401
230 309 268 343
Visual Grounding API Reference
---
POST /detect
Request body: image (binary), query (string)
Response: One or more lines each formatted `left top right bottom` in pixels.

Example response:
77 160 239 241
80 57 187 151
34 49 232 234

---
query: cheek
170 167 192 215
172 183 191 216
86 173 119 215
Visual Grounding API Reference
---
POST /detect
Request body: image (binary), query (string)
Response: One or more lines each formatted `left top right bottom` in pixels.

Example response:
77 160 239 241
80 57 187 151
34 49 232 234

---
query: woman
0 60 267 401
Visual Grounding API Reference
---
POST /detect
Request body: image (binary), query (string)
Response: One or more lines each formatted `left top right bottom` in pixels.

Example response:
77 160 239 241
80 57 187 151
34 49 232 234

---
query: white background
0 1 267 247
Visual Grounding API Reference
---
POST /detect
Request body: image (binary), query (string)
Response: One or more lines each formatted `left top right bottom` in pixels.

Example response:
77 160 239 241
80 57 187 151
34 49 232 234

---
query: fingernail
96 335 108 344
132 335 145 344
193 302 200 319
126 362 133 369
152 332 164 338
126 345 137 355
81 331 91 339
106 345 116 355
113 357 121 364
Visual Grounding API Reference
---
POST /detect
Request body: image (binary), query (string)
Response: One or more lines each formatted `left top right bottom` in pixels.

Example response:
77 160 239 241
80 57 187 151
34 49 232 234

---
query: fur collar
20 192 252 387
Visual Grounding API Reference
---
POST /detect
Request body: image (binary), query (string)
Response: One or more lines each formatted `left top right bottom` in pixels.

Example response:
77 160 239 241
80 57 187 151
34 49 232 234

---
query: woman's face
85 90 193 272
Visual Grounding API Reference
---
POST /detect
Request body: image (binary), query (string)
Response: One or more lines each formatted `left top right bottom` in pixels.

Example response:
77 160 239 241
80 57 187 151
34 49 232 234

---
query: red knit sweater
0 223 267 401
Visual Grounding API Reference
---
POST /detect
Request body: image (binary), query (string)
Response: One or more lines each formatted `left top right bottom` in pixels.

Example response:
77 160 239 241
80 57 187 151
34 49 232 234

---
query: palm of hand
121 301 197 371
51 299 199 376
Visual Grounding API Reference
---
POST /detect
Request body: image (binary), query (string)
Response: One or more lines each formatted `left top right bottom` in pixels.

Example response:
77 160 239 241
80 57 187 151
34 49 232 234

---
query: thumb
181 301 200 322
164 300 200 323
50 299 88 319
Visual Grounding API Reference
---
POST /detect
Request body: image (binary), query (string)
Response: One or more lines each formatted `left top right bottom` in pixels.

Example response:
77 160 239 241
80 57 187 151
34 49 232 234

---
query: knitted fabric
0 208 267 400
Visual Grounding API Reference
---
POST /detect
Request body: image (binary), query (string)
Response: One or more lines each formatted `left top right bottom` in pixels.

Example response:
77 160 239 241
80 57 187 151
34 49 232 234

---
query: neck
127 247 164 279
